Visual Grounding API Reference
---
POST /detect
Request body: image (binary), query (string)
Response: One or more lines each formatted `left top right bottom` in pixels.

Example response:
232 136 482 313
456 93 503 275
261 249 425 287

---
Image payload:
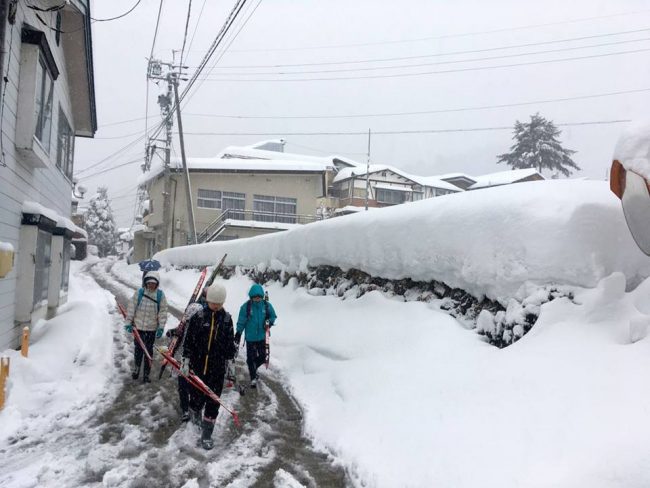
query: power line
77 158 143 180
211 8 650 53
183 87 650 120
207 27 650 69
185 0 208 61
91 0 143 22
199 36 650 76
179 0 193 67
196 47 650 82
181 119 631 137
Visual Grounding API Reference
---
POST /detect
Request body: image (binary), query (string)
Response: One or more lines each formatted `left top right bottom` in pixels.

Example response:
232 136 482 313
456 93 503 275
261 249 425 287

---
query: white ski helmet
206 282 227 304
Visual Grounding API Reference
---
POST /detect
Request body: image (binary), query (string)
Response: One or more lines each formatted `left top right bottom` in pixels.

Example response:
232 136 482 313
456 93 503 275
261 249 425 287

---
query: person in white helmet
125 270 168 383
180 281 236 450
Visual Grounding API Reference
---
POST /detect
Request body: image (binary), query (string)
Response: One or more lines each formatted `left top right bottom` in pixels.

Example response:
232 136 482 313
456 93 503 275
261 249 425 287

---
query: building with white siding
0 0 96 350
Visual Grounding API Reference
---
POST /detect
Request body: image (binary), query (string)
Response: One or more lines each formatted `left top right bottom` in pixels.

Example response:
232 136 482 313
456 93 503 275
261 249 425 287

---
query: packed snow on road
3 179 650 487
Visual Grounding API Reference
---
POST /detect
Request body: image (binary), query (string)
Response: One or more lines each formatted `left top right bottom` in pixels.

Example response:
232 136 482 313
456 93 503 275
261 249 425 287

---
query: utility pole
365 129 372 211
147 58 195 249
171 72 197 245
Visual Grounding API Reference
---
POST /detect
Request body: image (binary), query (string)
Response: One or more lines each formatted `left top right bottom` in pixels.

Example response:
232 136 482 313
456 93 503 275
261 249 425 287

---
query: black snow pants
246 340 266 381
134 330 156 378
178 376 190 413
189 369 225 421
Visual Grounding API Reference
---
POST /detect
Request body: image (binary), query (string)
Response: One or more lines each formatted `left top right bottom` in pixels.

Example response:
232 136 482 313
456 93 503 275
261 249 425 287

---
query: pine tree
497 113 580 177
84 187 117 257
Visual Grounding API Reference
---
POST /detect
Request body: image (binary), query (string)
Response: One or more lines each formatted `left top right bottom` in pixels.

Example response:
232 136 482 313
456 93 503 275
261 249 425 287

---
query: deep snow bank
156 180 650 303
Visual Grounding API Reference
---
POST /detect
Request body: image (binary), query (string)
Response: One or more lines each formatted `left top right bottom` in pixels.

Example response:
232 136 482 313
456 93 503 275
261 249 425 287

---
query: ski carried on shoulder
156 346 241 427
159 254 228 379
116 298 153 367
158 266 207 378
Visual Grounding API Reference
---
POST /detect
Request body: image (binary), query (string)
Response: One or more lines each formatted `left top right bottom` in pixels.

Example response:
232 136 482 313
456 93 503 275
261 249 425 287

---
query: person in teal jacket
235 283 277 388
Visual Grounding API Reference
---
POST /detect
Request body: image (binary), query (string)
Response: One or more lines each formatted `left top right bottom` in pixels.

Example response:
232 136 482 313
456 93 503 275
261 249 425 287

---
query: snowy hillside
156 180 650 303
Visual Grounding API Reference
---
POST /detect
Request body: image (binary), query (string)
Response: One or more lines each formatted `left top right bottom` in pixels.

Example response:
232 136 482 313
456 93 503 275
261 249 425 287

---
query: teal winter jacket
236 284 277 342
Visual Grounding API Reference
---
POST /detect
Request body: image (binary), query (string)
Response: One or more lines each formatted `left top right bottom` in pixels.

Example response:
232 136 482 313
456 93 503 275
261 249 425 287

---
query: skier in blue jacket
235 284 277 388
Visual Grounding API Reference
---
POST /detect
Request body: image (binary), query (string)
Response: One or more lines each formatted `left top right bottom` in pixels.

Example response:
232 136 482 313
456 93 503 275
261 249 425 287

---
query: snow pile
156 179 650 303
0 262 115 443
613 120 650 180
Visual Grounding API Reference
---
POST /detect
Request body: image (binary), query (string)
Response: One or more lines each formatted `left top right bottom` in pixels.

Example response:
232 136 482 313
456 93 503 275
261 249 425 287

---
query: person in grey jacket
125 271 168 383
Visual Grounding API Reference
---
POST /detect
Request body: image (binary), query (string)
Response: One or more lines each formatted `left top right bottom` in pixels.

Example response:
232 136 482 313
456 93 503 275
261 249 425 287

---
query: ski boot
181 410 190 423
131 367 139 380
201 419 215 450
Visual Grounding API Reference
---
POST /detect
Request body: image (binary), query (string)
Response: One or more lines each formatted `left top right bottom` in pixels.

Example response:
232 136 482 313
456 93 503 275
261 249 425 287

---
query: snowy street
0 260 347 488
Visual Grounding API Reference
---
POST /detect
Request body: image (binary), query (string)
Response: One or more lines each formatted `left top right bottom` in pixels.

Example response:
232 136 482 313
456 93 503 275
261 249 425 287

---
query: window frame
253 194 297 223
56 106 74 179
197 188 222 209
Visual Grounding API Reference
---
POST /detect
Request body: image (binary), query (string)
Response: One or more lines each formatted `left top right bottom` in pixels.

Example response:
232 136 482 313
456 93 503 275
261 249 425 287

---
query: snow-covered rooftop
467 168 543 190
333 164 463 192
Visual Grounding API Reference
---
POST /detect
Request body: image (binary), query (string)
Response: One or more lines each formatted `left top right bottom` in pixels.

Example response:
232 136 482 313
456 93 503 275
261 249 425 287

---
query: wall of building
145 171 324 246
0 4 82 350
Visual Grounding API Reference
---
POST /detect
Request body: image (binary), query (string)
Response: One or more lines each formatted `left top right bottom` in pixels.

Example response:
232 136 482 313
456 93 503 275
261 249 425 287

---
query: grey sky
75 0 650 227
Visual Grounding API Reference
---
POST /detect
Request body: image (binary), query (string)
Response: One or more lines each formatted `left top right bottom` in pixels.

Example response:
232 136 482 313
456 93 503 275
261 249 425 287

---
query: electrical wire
91 0 142 22
206 27 650 70
196 46 650 82
179 0 193 68
183 87 650 120
180 118 631 137
199 36 650 76
214 7 650 53
185 0 208 61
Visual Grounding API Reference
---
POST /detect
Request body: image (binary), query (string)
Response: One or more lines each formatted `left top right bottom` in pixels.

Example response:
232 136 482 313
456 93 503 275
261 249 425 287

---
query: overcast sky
74 0 650 227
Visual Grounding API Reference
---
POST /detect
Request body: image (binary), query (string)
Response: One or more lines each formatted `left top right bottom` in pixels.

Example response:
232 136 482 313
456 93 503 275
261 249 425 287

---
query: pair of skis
158 254 228 379
116 299 153 367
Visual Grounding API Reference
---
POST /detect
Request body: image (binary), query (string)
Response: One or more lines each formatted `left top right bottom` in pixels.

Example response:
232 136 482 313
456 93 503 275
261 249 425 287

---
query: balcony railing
197 209 320 243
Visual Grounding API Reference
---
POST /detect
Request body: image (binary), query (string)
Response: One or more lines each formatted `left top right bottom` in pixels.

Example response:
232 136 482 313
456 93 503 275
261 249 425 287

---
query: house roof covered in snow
333 164 463 192
468 168 544 190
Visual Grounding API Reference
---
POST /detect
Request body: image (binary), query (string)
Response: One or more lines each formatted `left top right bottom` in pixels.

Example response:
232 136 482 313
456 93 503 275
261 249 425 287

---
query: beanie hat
143 271 160 287
206 282 227 304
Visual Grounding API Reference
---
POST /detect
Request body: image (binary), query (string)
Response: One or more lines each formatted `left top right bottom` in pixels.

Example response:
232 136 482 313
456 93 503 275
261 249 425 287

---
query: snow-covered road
0 260 349 488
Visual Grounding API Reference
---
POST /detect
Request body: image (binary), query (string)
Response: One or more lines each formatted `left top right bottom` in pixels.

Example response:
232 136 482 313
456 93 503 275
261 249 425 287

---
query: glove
180 357 190 376
124 324 133 333
234 332 242 345
156 328 164 339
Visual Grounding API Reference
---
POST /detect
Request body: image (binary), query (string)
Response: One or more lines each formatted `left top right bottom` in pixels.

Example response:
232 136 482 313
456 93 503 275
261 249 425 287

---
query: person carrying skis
180 282 236 450
235 284 277 389
124 270 168 383
167 294 205 423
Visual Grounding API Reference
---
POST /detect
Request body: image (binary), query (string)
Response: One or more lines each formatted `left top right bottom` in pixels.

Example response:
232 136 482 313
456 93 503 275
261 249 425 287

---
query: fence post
20 326 29 358
0 357 9 411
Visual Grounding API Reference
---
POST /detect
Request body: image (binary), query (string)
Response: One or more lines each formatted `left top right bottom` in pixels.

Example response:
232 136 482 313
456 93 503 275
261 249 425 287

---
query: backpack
246 299 270 324
137 288 164 313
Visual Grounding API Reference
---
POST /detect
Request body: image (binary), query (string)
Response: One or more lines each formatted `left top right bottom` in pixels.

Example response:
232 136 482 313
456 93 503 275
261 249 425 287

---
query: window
222 191 245 220
57 108 74 179
34 55 54 151
376 188 408 205
33 229 52 306
254 195 297 223
197 189 221 209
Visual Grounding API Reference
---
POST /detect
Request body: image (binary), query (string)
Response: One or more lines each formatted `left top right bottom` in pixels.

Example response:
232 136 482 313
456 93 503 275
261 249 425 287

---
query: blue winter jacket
236 284 277 342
